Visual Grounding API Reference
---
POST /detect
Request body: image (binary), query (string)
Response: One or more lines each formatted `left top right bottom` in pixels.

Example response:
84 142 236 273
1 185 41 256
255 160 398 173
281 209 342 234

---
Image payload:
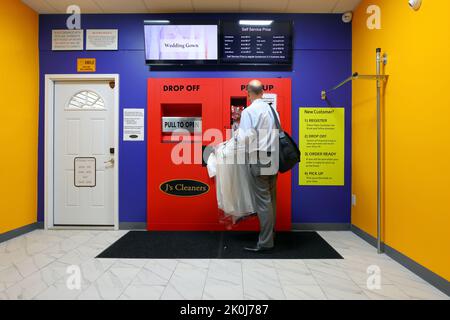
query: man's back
238 99 280 175
239 99 279 148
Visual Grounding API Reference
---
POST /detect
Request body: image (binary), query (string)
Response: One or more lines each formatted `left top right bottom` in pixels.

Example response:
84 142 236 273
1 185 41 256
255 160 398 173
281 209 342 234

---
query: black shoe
244 246 274 253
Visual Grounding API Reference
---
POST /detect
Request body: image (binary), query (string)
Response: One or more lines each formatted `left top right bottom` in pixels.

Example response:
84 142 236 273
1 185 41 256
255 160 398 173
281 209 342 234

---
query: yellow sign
77 58 96 72
299 107 345 186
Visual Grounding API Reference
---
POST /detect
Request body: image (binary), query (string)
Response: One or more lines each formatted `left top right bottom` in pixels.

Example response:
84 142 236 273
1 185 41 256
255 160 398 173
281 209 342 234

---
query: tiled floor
0 230 447 300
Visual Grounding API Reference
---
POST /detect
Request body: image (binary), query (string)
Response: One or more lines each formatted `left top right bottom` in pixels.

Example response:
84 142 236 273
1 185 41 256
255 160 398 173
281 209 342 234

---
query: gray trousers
249 168 278 249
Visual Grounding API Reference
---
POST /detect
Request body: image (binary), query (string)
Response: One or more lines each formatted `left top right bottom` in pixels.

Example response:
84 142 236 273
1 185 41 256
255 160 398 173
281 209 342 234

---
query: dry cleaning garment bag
208 138 256 223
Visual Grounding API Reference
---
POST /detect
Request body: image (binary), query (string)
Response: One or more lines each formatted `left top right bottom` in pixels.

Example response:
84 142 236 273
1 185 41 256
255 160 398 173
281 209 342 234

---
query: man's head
247 80 264 103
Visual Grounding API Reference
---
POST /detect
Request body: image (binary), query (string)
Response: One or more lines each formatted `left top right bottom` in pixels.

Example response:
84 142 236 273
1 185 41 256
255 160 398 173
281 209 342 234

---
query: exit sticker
77 58 96 72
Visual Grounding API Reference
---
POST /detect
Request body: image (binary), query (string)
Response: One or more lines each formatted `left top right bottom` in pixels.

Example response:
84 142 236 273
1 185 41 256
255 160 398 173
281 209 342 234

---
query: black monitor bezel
143 19 294 68
219 20 293 67
144 20 221 66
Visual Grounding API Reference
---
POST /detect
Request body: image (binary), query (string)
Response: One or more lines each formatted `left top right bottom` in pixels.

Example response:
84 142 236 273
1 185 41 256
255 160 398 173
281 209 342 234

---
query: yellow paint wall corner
352 0 450 281
0 0 39 234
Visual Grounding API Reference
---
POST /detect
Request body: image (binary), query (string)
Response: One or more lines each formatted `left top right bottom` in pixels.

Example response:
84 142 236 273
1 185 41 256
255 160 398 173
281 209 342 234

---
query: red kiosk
147 78 292 231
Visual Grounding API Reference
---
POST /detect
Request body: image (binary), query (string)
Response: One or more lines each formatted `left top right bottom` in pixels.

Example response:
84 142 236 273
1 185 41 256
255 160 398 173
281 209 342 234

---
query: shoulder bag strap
268 105 282 131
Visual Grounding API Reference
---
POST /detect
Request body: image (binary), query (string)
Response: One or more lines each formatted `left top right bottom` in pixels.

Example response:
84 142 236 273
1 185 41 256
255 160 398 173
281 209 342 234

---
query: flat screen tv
144 21 219 65
220 20 293 66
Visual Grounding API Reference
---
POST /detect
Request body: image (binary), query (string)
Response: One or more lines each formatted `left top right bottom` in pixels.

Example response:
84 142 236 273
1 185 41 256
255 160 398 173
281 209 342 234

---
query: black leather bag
269 106 301 173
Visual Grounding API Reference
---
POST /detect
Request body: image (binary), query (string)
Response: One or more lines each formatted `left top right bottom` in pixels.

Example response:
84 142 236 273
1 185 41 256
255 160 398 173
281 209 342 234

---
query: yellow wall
0 0 39 234
352 0 450 280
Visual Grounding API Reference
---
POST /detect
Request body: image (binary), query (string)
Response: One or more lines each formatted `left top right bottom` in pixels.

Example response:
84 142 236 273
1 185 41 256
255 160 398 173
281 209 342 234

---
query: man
237 80 280 252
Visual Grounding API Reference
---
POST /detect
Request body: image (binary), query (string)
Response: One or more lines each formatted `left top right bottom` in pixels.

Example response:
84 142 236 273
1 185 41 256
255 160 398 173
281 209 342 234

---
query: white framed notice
74 157 96 187
52 30 84 51
123 109 145 141
86 29 118 51
263 93 277 110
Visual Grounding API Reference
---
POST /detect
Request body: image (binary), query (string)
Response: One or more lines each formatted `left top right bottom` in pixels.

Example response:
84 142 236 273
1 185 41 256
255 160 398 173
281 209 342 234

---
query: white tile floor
0 230 447 300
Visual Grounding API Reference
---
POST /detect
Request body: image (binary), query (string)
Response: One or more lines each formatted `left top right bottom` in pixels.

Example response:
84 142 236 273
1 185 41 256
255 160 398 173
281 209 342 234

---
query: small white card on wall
263 93 277 110
86 29 118 50
52 29 84 51
124 109 145 141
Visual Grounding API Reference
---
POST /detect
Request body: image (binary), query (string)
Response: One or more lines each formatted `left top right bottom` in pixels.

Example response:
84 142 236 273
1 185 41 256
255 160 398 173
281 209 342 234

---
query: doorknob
104 158 115 167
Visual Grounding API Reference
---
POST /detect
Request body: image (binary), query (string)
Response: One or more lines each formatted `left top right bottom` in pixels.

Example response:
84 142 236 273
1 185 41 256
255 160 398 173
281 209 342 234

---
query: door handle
104 158 115 167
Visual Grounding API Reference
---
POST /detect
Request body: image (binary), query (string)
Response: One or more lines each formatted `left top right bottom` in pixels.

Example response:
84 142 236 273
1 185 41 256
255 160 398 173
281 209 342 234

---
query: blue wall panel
38 13 352 224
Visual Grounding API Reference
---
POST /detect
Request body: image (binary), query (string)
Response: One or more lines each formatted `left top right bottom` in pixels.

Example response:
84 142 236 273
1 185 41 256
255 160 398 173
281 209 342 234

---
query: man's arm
236 109 255 143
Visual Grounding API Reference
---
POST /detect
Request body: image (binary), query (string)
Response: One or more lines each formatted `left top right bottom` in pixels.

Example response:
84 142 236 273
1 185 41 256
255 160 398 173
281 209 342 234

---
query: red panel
147 78 292 231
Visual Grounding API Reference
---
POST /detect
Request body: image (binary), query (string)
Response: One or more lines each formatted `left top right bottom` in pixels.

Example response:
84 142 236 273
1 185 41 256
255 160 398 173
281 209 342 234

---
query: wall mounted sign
123 108 145 141
299 107 345 186
74 157 96 187
77 58 96 72
86 29 118 51
162 117 202 133
52 29 84 51
262 93 277 110
221 21 293 66
160 180 210 197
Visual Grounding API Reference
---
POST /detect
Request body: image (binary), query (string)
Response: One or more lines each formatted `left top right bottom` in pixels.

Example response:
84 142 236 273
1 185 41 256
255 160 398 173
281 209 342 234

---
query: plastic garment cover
206 152 217 178
207 138 256 227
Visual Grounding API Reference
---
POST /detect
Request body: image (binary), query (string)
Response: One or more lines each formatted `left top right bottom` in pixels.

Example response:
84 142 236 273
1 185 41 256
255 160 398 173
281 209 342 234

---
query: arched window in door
67 90 106 110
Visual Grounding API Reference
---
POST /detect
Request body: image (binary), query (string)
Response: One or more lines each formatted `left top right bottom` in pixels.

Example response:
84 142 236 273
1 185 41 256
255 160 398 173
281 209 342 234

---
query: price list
221 22 292 64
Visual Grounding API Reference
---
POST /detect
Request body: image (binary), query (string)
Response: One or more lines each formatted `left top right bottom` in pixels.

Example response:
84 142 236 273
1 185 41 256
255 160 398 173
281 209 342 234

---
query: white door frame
44 74 120 230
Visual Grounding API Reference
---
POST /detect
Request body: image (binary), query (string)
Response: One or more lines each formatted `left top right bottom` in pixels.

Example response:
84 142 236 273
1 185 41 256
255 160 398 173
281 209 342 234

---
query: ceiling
22 0 362 14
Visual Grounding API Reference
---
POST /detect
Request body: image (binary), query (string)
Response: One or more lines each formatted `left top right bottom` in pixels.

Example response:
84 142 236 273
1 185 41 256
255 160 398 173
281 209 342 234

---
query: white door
53 81 115 226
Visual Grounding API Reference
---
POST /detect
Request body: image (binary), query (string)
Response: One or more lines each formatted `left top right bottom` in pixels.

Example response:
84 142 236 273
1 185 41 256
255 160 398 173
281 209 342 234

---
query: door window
67 90 106 110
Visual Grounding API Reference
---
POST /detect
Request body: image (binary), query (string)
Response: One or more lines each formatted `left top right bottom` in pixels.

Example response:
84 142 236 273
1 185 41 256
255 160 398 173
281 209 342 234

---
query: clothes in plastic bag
208 138 256 226
206 152 217 178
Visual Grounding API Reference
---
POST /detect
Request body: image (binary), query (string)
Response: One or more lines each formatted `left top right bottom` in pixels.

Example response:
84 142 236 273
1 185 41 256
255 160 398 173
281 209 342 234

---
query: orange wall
0 0 39 234
352 0 450 280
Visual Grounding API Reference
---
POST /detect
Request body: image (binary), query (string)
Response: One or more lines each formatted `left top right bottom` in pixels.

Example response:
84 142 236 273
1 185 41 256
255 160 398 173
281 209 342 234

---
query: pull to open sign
162 117 202 133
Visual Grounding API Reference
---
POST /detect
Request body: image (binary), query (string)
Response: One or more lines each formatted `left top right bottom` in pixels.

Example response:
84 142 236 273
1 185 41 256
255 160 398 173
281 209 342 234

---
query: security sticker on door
74 157 96 187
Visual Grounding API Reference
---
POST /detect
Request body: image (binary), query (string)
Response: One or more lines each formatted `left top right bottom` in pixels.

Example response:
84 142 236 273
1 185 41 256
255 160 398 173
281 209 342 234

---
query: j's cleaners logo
160 179 210 197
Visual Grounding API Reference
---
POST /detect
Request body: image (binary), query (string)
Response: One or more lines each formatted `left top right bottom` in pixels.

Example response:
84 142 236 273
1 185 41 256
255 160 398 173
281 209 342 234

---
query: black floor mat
97 231 343 259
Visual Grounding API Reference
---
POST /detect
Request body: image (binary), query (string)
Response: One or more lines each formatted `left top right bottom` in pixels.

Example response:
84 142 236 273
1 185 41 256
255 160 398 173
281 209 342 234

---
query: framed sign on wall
86 29 119 51
52 29 84 51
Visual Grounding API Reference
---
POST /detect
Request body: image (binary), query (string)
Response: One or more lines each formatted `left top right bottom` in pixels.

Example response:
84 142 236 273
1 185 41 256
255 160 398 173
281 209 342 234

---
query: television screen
144 23 218 64
220 21 293 65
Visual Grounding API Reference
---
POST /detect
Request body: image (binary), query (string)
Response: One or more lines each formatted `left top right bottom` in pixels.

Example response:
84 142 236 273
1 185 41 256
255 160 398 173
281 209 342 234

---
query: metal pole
376 48 383 254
